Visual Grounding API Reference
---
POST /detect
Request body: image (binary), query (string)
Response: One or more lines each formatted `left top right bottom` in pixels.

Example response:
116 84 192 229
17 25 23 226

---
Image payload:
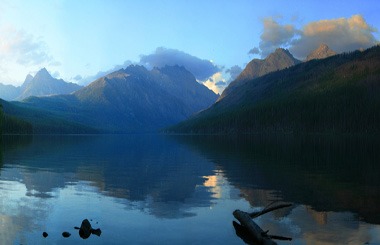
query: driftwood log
233 210 277 245
233 203 292 245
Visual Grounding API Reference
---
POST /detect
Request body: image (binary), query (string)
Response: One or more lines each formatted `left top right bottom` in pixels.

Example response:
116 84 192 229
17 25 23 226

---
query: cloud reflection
1 135 217 220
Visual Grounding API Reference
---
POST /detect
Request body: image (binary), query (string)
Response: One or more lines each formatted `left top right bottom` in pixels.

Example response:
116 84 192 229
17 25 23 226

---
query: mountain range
2 65 217 133
0 68 82 101
167 45 380 134
1 44 378 134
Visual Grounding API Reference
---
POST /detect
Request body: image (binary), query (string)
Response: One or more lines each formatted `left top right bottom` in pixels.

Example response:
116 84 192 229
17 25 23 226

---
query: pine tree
0 104 3 135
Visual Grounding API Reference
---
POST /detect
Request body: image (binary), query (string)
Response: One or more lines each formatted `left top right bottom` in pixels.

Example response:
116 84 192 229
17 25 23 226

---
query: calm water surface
0 134 379 244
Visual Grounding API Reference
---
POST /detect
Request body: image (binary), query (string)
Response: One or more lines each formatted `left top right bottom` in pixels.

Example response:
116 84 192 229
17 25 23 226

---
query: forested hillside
0 99 96 134
0 102 33 134
0 105 3 135
167 45 380 134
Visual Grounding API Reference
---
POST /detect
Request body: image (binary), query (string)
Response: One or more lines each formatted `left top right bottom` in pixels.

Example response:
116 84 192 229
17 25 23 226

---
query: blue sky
0 0 379 93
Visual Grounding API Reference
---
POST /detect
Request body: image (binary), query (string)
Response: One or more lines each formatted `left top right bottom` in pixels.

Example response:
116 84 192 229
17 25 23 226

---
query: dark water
0 134 379 244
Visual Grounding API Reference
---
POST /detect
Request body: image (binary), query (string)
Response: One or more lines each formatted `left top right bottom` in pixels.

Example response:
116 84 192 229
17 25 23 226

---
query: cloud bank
225 65 243 82
140 47 220 81
258 17 298 57
78 48 225 93
251 15 378 59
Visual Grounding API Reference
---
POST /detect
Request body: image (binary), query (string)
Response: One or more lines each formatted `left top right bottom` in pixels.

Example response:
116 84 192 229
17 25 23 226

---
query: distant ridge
0 68 82 101
17 68 82 100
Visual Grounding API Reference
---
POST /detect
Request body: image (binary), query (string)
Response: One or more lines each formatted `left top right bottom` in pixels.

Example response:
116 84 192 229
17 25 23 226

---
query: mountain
220 48 301 100
7 65 218 133
306 44 336 61
0 83 21 101
17 68 82 100
0 69 82 101
166 45 380 134
22 74 34 88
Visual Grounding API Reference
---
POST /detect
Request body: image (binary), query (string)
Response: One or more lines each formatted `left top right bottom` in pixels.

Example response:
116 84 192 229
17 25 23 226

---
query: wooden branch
249 203 292 218
233 204 292 244
268 235 292 241
233 210 277 245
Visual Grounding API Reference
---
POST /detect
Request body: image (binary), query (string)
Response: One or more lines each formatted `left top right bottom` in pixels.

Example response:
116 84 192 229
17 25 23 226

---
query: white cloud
225 65 242 82
250 15 378 60
0 26 58 85
140 47 220 81
0 27 52 65
258 17 298 57
202 72 227 95
290 15 378 58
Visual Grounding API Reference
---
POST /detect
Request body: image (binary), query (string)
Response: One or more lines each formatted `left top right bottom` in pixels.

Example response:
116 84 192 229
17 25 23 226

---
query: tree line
0 104 33 135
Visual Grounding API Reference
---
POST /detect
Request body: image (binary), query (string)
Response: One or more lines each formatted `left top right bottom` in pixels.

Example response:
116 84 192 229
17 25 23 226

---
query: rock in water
91 228 102 237
78 218 102 239
79 219 92 239
62 231 71 238
42 232 48 238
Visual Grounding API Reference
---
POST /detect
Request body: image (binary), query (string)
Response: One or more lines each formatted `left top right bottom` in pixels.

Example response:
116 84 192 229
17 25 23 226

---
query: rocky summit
306 44 336 61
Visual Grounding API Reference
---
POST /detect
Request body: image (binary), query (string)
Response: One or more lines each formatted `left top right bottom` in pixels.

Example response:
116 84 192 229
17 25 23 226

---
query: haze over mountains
0 68 82 101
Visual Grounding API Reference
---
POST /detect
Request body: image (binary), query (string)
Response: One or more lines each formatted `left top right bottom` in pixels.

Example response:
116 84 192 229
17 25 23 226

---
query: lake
0 134 379 244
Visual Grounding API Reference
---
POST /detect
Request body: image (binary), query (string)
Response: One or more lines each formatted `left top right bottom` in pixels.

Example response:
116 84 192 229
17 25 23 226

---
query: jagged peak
23 74 34 85
306 43 336 61
123 64 148 74
274 47 289 53
269 48 295 59
25 74 34 80
155 65 189 74
34 67 52 79
318 43 330 49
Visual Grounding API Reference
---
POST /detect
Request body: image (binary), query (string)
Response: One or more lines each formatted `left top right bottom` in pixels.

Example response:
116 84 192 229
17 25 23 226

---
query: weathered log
268 235 292 241
233 210 277 245
249 203 292 218
233 221 261 245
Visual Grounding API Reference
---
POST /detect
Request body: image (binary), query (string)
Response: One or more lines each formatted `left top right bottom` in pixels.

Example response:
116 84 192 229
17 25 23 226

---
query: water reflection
1 135 217 218
173 134 380 223
0 134 379 244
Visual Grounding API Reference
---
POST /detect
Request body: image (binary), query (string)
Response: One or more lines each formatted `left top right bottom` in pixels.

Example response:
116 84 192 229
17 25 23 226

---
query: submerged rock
92 228 102 236
79 219 92 239
79 219 102 239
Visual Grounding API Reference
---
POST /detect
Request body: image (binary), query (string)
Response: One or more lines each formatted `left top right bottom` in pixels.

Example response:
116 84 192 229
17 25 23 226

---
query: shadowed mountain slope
167 45 380 134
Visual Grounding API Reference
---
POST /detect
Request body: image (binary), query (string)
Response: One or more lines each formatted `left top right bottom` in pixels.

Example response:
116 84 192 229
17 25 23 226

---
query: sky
0 0 379 94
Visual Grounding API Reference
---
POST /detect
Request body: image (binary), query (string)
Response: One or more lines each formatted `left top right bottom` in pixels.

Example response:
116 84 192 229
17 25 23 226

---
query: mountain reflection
172 134 380 224
1 135 216 219
1 134 380 244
